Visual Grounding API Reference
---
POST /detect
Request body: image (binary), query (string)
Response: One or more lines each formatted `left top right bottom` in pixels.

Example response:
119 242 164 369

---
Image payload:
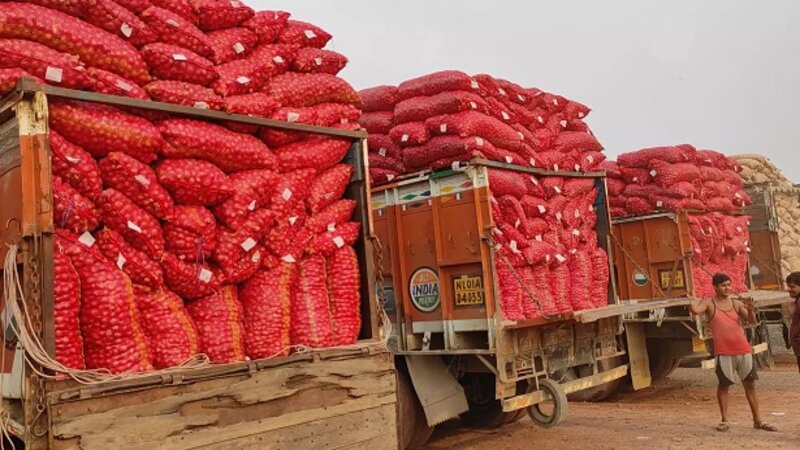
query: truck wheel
527 378 568 428
566 356 624 402
647 345 680 383
459 373 523 428
396 367 434 449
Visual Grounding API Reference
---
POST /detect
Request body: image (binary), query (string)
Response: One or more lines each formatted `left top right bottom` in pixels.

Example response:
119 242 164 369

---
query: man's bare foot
753 422 777 432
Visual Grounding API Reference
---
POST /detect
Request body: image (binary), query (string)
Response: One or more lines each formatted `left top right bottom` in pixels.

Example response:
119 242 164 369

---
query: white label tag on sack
251 250 262 263
115 80 134 92
230 0 242 6
553 98 559 106
247 199 257 211
574 209 581 219
518 94 526 102
166 19 180 27
556 254 567 263
498 88 506 96
327 223 337 232
45 67 63 83
518 131 525 140
439 124 447 133
451 161 461 171
535 235 543 242
529 158 537 167
572 229 580 236
554 186 562 194
340 118 349 124
233 42 246 54
282 254 296 263
470 101 478 109
286 111 300 122
530 176 539 185
545 255 551 263
509 240 520 253
193 101 209 109
735 192 742 199
578 111 585 118
378 147 387 157
537 205 546 214
505 156 514 164
492 227 503 236
386 174 395 181
574 164 581 171
314 57 323 66
198 268 212 283
116 253 127 270
560 120 568 128
587 155 594 164
514 218 521 229
304 29 317 39
656 200 663 207
134 174 150 186
470 80 479 89
78 231 95 247
288 215 299 225
66 155 81 164
333 236 345 248
120 23 133 38
273 56 285 64
556 212 563 221
570 248 578 255
281 188 293 201
172 53 188 61
501 111 510 121
649 169 657 177
538 116 544 124
632 177 639 182
241 237 257 252
236 76 251 85
127 220 142 233
401 134 409 143
553 164 560 172
737 226 743 233
475 137 484 146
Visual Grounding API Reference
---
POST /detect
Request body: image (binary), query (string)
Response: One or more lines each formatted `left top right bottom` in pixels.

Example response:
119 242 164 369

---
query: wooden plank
625 322 652 390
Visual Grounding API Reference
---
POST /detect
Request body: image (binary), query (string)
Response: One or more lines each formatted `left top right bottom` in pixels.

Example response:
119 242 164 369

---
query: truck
0 80 398 449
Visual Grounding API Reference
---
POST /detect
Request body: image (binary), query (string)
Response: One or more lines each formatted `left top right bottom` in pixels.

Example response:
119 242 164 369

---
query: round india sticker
409 267 440 313
632 269 649 287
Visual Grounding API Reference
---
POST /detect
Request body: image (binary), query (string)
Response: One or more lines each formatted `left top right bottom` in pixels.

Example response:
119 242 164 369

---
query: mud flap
405 355 469 426
624 322 652 390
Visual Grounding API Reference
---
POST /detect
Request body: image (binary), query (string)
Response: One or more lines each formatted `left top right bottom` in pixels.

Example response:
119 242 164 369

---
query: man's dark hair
786 272 800 287
712 273 731 287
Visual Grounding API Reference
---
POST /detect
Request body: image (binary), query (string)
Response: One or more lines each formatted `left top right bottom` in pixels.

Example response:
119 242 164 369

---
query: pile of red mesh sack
6 1 364 374
360 70 605 186
488 168 609 319
605 144 750 218
688 213 751 298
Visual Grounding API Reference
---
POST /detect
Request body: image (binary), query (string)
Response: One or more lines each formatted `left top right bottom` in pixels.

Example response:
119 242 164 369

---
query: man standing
689 273 777 432
785 271 800 372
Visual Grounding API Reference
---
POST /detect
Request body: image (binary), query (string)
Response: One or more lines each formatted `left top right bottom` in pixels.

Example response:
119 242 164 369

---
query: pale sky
257 0 800 181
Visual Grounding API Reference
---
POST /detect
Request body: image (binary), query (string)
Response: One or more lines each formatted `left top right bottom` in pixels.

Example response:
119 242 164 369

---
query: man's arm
689 299 709 316
736 298 757 324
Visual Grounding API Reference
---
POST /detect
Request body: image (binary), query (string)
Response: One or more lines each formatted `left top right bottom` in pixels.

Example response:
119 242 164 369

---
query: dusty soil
425 355 800 449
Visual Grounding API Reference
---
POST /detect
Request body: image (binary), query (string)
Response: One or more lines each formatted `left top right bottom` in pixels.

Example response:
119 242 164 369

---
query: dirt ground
425 354 800 450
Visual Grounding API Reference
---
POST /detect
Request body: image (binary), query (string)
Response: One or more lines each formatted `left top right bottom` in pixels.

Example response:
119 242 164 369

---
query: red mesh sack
190 0 254 31
554 132 603 154
163 205 216 261
521 195 549 219
308 222 360 257
161 252 221 299
0 68 38 94
368 134 401 160
529 265 557 316
98 189 165 256
389 121 429 147
623 183 662 199
150 0 197 23
358 111 394 134
86 68 149 100
265 72 360 108
568 250 593 311
563 178 596 198
426 111 527 153
50 130 102 202
313 103 361 128
618 145 696 168
0 4 151 84
140 43 217 86
83 0 157 48
292 48 348 75
307 164 353 214
278 20 331 49
607 178 625 196
53 241 84 370
214 209 273 267
159 119 277 172
18 0 86 16
212 51 289 96
114 0 151 13
598 161 621 179
541 177 565 199
401 135 479 171
53 176 100 234
517 268 541 319
359 85 397 112
140 6 213 58
61 231 152 373
270 169 316 213
498 195 530 235
579 151 605 172
135 287 199 369
524 240 557 266
488 169 527 198
650 160 702 187
550 259 572 313
186 286 245 363
696 150 729 168
213 170 277 230
145 80 225 110
707 197 736 212
625 197 654 215
99 152 174 220
306 199 356 235
275 137 350 172
370 168 400 185
243 10 290 45
620 167 652 185
591 249 609 308
240 264 295 359
258 106 318 147
207 27 258 65
327 246 361 346
156 159 234 206
263 205 308 258
610 206 627 218
0 39 89 89
96 228 163 289
494 259 523 321
291 255 335 348
699 166 727 183
394 91 489 124
397 71 477 101
49 100 161 164
225 92 279 118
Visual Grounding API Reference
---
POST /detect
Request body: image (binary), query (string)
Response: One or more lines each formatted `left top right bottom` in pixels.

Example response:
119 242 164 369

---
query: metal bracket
422 330 432 351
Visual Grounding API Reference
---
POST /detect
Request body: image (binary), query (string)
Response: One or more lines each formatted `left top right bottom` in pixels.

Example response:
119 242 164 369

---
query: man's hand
743 297 756 311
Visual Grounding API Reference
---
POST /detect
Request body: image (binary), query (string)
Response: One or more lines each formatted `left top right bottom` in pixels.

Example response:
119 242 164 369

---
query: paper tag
115 79 134 92
735 192 742 199
572 229 580 236
553 164 560 171
127 220 142 233
554 186 562 194
251 251 262 263
120 23 133 38
556 212 563 221
509 240 520 253
560 120 568 128
198 268 212 283
65 155 81 164
470 101 478 109
281 188 293 201
233 42 246 54
241 237 257 252
535 235 543 242
282 254 297 263
439 124 447 133
530 176 539 185
304 29 317 39
514 218 521 229
517 94 526 102
236 76 251 85
340 118 349 124
470 80 479 89
498 88 507 96
649 169 657 177
166 19 180 27
286 111 301 122
333 236 345 248
537 116 544 124
273 56 285 64
505 156 514 164
134 174 150 186
387 174 396 181
570 248 578 255
288 215 299 225
247 199 257 211
45 67 63 83
314 57 323 66
574 209 581 218
529 158 537 167
78 232 95 247
172 53 188 61
116 253 127 269
545 255 551 263
327 223 337 232
501 111 510 121
553 98 559 106
401 134 409 143
736 226 743 233
587 155 594 164
451 161 461 170
574 164 581 171
556 254 567 263
517 131 525 140
475 137 484 146
578 112 585 118
632 177 639 182
230 0 242 6
537 205 546 214
193 101 209 109
492 227 503 236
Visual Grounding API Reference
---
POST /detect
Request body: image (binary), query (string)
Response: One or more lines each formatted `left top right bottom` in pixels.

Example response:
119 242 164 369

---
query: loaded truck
0 81 398 449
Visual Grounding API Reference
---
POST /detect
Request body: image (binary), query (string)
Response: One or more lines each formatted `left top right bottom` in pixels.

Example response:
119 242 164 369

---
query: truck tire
527 378 568 428
565 356 625 402
396 367 434 450
459 373 523 428
647 344 680 383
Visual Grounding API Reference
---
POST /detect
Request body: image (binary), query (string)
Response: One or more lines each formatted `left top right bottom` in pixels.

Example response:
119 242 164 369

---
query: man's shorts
715 353 758 387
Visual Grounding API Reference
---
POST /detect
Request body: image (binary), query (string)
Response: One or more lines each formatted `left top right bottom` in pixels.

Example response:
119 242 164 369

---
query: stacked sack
361 70 605 185
604 144 751 218
358 85 405 185
488 169 609 319
5 1 363 374
687 213 750 298
735 154 800 275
